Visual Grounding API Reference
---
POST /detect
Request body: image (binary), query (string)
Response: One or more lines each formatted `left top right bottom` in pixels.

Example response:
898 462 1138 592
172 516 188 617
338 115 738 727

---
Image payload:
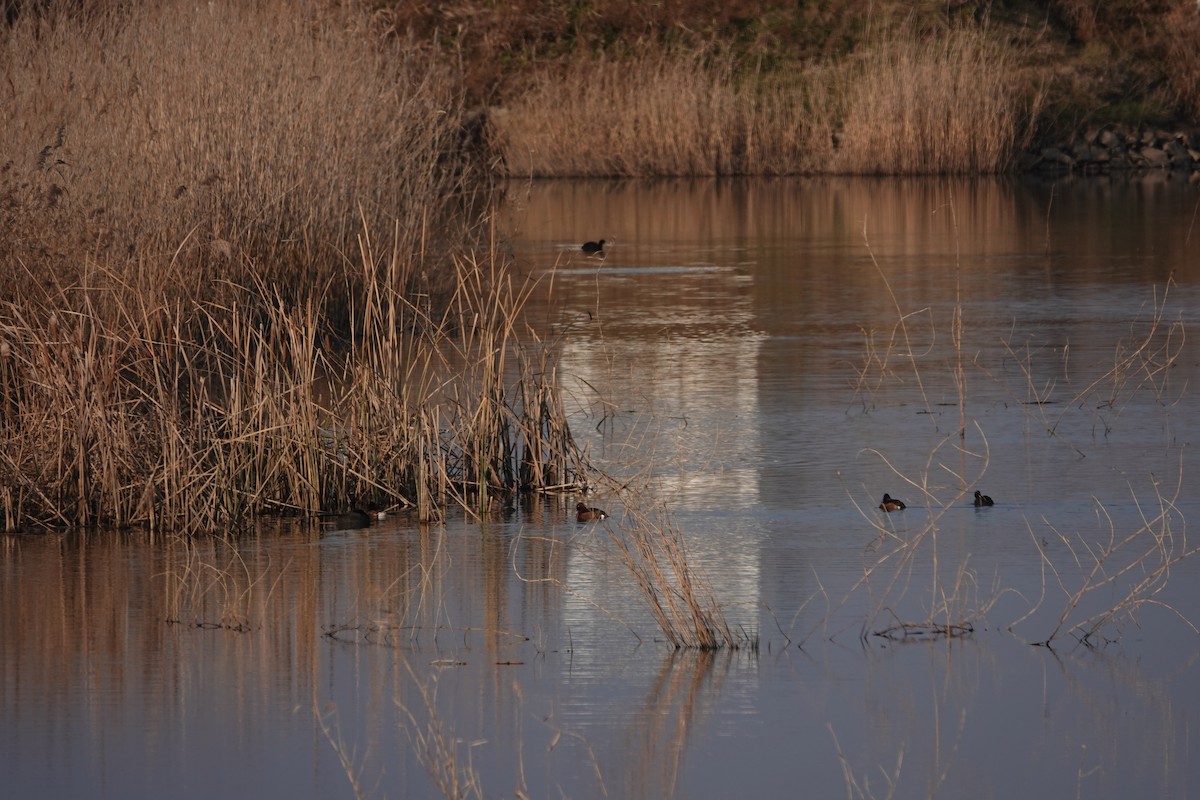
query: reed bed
493 48 835 177
831 25 1041 174
0 238 587 533
493 25 1040 177
0 0 472 310
0 1 590 533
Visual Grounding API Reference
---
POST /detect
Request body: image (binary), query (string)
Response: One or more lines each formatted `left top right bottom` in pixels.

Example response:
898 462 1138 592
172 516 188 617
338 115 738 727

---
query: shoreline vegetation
1 0 1198 535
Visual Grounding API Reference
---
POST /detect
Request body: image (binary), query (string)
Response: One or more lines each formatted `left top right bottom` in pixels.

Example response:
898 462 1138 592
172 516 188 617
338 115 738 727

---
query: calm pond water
5 175 1200 799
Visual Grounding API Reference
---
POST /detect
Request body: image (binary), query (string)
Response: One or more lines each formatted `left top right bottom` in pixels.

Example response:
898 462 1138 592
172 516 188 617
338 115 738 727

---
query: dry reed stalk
395 659 485 800
842 221 1007 641
847 419 998 643
600 486 746 650
851 233 1193 646
828 723 905 800
994 278 1184 455
494 48 836 177
160 535 271 630
831 25 1040 174
1013 466 1198 647
315 703 372 800
0 228 588 533
1 0 471 311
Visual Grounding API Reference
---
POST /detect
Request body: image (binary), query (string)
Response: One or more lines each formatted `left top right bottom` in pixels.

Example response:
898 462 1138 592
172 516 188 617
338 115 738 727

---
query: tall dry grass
832 25 1041 174
605 486 746 650
0 0 473 310
494 26 1040 177
493 48 836 176
0 235 587 533
0 2 591 533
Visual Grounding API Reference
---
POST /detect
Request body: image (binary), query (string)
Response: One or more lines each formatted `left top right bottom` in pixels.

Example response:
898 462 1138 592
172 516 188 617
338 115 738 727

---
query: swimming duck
576 501 609 522
321 507 374 529
973 491 994 507
581 239 606 254
879 493 906 512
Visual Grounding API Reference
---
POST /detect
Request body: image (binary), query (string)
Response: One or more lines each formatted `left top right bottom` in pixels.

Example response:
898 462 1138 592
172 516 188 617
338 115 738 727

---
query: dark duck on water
576 502 609 522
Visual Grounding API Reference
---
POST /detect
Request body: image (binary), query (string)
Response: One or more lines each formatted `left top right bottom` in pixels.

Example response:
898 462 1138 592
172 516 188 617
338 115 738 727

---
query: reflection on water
5 175 1200 798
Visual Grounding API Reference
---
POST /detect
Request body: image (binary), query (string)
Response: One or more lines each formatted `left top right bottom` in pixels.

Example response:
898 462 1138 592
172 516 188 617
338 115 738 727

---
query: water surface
4 174 1200 798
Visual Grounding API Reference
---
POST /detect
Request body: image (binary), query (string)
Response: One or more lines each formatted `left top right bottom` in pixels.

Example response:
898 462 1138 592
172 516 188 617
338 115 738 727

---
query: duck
576 501 609 522
879 493 906 512
973 491 994 507
322 502 388 529
581 239 606 255
321 507 373 529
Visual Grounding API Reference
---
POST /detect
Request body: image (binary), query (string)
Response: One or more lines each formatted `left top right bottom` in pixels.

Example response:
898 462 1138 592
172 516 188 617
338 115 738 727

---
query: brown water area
4 175 1200 799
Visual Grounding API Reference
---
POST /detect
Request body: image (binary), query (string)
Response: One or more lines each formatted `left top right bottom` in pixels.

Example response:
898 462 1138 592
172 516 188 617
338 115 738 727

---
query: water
5 174 1200 798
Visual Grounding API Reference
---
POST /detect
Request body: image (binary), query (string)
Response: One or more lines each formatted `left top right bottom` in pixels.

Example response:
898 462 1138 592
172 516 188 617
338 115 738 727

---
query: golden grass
606 488 745 650
832 25 1041 174
0 2 590 533
494 25 1041 177
494 48 835 177
0 235 587 533
0 0 471 309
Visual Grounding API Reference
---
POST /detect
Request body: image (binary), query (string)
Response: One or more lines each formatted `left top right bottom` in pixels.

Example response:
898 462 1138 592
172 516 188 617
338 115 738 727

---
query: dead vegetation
495 25 1041 176
0 1 587 532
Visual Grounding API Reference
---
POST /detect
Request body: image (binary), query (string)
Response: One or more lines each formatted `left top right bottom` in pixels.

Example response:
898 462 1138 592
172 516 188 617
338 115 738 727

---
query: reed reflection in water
3 175 1200 799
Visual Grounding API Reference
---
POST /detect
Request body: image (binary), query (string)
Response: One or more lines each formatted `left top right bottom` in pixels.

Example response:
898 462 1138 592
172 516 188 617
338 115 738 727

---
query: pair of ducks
878 491 994 512
342 503 608 526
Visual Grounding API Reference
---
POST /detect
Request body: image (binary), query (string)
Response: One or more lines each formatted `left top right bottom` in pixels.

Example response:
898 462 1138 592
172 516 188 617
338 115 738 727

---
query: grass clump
0 240 588 533
607 488 746 650
0 0 473 310
0 1 588 534
830 25 1042 174
493 47 835 177
494 24 1041 177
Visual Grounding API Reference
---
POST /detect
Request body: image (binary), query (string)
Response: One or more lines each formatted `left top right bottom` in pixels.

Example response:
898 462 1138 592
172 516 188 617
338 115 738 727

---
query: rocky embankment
1018 125 1200 175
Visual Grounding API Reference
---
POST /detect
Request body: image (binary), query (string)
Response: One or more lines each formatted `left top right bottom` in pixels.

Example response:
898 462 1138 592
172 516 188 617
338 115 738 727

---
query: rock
1164 139 1190 163
1097 128 1122 148
1140 147 1169 167
1012 150 1042 172
1015 125 1200 174
1108 151 1136 169
1040 147 1074 166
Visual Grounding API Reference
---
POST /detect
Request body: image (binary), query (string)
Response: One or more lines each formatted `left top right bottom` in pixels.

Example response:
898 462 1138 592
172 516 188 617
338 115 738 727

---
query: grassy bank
493 26 1036 176
380 0 1199 177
